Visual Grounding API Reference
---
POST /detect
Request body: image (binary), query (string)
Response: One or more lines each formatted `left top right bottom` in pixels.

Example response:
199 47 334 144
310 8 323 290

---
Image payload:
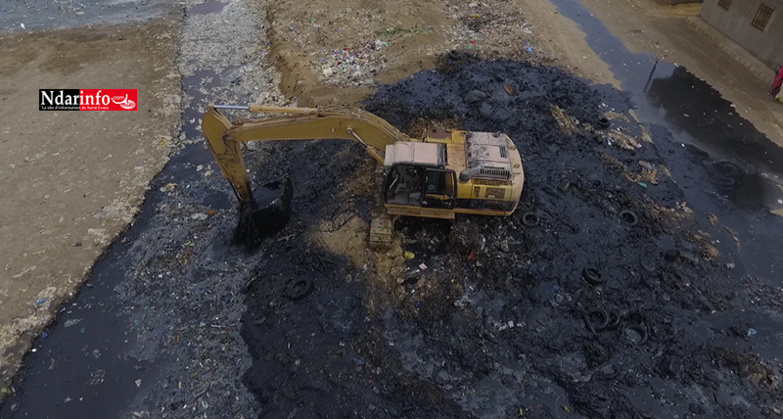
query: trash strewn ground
236 58 783 417
265 0 553 105
3 0 783 418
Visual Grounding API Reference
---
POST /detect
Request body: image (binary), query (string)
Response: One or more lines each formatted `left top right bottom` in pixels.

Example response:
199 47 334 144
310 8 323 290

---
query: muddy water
0 185 166 418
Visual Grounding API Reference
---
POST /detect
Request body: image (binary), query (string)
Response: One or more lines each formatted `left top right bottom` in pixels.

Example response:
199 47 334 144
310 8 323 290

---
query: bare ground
0 20 180 394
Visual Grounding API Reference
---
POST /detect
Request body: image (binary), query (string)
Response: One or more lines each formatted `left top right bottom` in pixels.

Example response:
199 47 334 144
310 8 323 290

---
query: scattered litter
608 130 642 150
160 183 177 192
525 46 533 53
135 379 142 388
638 182 648 189
419 263 428 270
747 328 757 336
190 213 209 220
64 319 81 328
20 23 25 30
403 251 415 259
316 41 387 87
12 265 37 279
33 287 57 309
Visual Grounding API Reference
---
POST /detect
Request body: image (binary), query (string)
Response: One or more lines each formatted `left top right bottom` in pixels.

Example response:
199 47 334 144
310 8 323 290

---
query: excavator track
369 167 394 245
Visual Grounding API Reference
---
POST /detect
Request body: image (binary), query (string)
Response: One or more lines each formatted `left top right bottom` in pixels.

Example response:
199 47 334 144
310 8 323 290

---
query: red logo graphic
79 89 137 111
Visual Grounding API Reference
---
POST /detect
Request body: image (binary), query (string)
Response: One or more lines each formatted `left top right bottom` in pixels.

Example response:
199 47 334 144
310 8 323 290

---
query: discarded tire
714 176 738 189
597 117 610 129
464 89 490 104
624 325 648 345
283 277 314 300
580 310 597 335
627 311 645 325
619 210 638 226
604 311 621 330
558 179 571 192
664 249 680 262
714 161 740 177
589 309 609 331
581 267 604 286
522 212 540 227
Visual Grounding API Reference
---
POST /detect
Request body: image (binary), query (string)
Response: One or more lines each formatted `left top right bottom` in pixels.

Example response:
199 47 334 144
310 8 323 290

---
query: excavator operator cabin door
421 169 457 209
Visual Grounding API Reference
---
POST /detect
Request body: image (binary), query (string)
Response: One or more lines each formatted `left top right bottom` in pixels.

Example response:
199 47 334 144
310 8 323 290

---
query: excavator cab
422 168 457 209
382 141 465 220
384 165 457 210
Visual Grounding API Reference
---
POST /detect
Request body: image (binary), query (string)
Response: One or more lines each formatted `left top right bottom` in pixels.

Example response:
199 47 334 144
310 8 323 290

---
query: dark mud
549 0 783 285
237 59 783 418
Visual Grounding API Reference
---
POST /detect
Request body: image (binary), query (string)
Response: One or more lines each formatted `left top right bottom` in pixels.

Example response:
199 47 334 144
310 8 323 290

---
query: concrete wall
701 0 783 68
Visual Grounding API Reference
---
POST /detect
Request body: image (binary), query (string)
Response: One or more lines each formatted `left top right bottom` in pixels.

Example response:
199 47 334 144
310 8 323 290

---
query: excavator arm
202 104 412 203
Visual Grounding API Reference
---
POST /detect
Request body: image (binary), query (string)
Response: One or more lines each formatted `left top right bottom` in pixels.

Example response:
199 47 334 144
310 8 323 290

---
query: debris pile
268 0 543 89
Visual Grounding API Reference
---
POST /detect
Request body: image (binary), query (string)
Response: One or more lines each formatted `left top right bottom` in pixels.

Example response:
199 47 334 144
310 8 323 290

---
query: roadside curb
684 16 774 83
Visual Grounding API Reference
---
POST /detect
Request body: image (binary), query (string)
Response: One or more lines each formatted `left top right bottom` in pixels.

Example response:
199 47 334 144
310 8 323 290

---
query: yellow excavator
202 104 525 243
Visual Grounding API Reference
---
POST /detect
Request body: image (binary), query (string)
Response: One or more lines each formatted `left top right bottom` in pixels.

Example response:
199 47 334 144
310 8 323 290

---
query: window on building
718 0 731 10
752 3 774 31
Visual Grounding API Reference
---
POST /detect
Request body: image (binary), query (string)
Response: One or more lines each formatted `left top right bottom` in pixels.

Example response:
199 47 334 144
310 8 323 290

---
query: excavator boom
202 104 411 202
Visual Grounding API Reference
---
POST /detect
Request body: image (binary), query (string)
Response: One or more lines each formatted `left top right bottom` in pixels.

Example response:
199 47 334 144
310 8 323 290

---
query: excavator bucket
233 174 293 249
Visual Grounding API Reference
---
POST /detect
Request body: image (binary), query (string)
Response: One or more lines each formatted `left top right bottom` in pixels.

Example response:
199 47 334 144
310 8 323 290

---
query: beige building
701 0 783 69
